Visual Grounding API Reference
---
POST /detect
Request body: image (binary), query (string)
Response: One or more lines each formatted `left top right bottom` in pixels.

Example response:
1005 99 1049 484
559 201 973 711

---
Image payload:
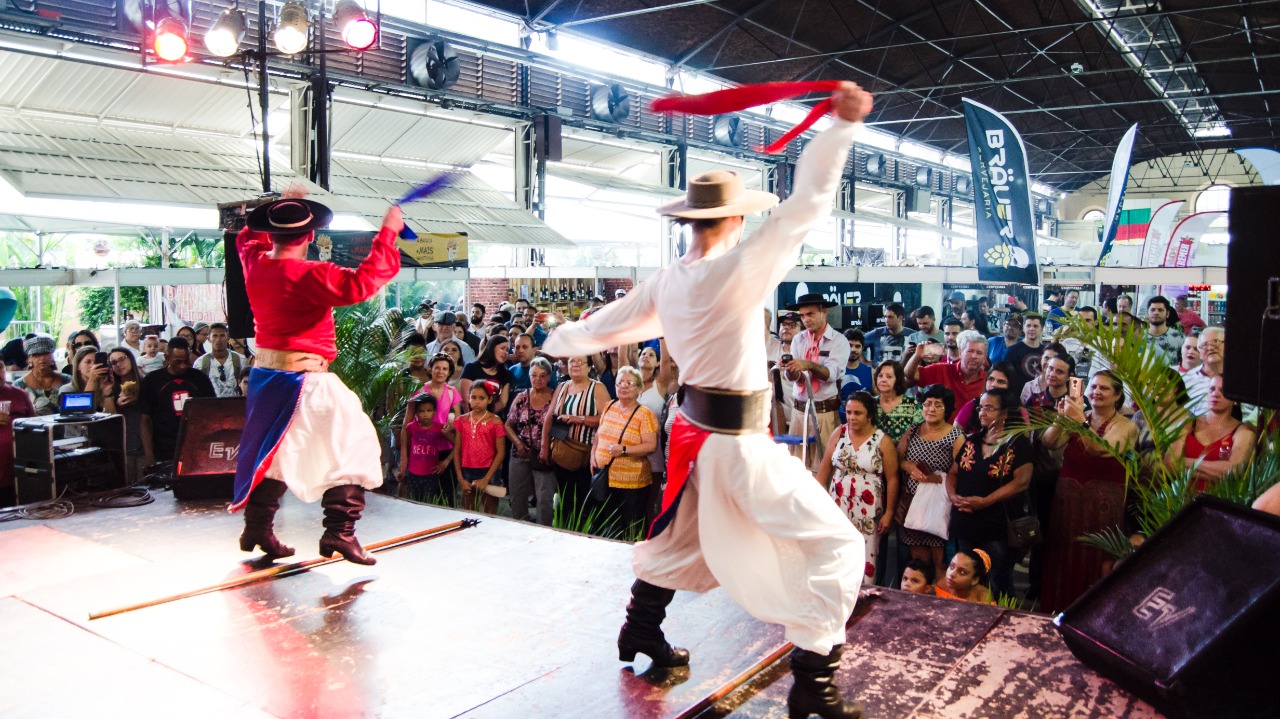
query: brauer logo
209 442 240 462
1133 587 1196 630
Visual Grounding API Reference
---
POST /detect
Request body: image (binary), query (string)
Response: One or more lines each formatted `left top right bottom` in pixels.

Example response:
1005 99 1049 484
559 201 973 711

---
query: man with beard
988 313 1022 364
940 317 963 363
1144 295 1184 365
864 302 910 364
1047 288 1080 331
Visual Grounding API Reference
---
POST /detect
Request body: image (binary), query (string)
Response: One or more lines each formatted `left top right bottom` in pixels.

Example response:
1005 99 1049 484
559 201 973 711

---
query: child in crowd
936 548 996 604
899 558 936 596
237 367 252 397
452 380 506 514
399 392 457 504
138 335 165 375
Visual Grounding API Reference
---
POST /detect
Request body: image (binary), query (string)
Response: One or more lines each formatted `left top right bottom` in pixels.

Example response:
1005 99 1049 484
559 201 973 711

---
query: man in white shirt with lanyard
784 293 850 470
194 322 245 398
544 82 872 719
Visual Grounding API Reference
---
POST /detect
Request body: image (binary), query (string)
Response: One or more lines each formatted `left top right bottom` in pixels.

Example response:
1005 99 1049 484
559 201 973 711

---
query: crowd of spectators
1 284 1259 614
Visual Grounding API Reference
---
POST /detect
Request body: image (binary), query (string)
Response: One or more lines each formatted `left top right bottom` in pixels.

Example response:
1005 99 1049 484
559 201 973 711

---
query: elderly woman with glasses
14 334 71 416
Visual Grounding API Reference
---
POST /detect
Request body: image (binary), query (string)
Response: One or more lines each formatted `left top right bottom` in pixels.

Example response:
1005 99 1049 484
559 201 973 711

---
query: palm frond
1078 525 1137 562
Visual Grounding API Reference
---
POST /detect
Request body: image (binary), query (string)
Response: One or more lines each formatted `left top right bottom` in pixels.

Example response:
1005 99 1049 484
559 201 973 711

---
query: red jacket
238 226 400 361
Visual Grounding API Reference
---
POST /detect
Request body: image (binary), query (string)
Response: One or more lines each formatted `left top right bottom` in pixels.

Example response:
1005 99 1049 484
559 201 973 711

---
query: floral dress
829 426 887 585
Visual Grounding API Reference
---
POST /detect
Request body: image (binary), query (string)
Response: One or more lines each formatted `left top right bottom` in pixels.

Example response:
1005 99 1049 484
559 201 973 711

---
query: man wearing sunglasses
194 323 245 398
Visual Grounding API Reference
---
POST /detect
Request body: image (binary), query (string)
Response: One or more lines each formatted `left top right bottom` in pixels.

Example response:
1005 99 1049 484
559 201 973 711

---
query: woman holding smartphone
61 346 113 410
103 348 147 484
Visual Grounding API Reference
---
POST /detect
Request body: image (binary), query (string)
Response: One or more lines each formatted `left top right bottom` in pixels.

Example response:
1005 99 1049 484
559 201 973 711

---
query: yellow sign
395 232 468 267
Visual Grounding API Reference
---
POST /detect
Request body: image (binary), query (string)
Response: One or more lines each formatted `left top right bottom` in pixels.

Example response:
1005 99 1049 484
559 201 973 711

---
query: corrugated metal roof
330 102 510 167
0 52 568 246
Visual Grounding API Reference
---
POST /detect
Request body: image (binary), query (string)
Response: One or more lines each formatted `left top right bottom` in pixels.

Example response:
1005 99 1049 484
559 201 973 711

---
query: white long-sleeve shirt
543 119 859 392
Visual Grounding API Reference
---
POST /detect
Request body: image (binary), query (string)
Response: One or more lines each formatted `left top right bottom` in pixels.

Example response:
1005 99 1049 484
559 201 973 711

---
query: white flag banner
1140 200 1185 268
1237 147 1280 185
1163 211 1226 268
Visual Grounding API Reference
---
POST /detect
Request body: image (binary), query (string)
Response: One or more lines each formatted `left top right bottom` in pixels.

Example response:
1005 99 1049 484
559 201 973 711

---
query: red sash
648 415 712 538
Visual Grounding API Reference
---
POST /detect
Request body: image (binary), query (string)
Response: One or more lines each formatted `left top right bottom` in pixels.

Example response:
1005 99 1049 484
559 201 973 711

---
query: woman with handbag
816 391 899 585
896 384 964 583
945 388 1033 599
540 356 610 512
505 357 557 525
1039 371 1137 613
590 366 659 538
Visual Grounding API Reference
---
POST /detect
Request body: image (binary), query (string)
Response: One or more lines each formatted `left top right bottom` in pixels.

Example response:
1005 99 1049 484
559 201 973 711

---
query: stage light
205 7 245 57
274 1 310 55
154 16 189 61
334 0 377 51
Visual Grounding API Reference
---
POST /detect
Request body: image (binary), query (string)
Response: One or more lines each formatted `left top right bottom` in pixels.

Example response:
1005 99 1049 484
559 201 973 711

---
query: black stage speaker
1055 496 1280 719
535 114 562 163
218 197 273 339
170 397 245 501
1224 185 1280 408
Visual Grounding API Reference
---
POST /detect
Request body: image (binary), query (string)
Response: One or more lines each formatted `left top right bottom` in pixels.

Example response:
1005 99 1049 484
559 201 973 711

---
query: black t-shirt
138 368 216 461
1004 342 1045 395
461 362 512 411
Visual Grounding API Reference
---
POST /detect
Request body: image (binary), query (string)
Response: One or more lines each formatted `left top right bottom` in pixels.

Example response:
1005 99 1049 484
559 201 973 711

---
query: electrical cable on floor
1 483 155 522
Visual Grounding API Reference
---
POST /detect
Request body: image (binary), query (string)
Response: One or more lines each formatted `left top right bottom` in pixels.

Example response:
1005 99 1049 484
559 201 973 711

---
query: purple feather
396 174 452 205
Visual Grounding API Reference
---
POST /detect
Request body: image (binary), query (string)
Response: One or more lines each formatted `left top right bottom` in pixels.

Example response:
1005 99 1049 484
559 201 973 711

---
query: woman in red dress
1039 370 1137 614
1167 375 1256 493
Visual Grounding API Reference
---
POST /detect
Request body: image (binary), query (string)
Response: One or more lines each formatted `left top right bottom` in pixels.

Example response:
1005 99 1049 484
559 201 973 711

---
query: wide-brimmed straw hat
247 198 333 236
656 170 779 219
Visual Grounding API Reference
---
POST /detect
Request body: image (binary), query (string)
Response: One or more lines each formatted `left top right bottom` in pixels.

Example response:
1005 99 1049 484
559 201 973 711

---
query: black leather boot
318 485 376 565
239 479 295 559
787 646 863 719
617 579 690 668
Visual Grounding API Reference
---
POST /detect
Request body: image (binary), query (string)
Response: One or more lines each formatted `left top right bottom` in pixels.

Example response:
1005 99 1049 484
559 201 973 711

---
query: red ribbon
650 81 841 154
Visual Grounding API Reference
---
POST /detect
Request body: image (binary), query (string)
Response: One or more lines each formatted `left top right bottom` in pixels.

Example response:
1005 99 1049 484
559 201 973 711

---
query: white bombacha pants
632 431 863 654
265 372 384 502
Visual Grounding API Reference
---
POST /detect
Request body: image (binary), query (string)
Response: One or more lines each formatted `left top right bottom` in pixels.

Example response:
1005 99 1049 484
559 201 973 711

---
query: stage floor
0 491 1161 718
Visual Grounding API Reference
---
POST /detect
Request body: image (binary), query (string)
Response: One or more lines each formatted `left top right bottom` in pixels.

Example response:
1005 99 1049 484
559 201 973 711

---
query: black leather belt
677 385 770 435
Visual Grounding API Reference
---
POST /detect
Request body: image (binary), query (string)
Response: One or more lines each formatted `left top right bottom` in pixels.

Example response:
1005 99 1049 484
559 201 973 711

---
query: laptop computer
54 392 97 421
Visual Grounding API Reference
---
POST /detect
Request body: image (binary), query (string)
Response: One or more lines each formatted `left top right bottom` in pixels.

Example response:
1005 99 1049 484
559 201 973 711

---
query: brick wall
602 278 634 302
468 278 511 315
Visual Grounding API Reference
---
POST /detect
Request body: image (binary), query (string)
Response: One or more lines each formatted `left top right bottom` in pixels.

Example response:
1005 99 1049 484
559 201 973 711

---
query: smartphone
94 351 110 367
1069 377 1083 401
779 354 793 365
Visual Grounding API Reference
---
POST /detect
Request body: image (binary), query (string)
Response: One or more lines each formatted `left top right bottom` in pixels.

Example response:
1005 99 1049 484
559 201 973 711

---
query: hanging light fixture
204 7 246 57
153 15 189 61
334 0 377 51
274 1 310 55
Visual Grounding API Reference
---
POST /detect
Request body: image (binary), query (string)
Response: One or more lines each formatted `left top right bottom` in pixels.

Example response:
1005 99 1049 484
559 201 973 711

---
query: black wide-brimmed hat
786 293 838 310
246 198 333 236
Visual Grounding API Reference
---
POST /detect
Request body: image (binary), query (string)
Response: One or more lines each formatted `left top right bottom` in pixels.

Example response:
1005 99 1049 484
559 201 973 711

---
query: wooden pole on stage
89 518 480 621
670 641 794 719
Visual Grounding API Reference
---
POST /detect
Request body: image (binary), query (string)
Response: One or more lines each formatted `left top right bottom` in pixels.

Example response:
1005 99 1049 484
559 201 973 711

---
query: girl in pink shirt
398 393 457 504
453 380 506 514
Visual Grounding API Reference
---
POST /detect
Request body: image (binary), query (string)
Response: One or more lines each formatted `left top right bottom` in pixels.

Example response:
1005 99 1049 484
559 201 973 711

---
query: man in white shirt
1184 326 1224 415
194 323 246 398
785 293 850 470
543 82 871 719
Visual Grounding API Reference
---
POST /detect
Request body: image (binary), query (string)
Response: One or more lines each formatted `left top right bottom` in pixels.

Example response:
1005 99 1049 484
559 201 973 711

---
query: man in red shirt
232 187 403 565
905 329 988 422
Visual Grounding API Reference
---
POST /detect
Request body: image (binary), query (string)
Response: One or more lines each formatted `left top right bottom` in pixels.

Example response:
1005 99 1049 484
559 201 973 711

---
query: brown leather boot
238 479 295 559
318 485 376 565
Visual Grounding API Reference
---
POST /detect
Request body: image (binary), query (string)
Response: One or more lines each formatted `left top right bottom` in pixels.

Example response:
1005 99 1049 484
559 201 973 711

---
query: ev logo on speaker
1132 587 1196 630
208 442 240 462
